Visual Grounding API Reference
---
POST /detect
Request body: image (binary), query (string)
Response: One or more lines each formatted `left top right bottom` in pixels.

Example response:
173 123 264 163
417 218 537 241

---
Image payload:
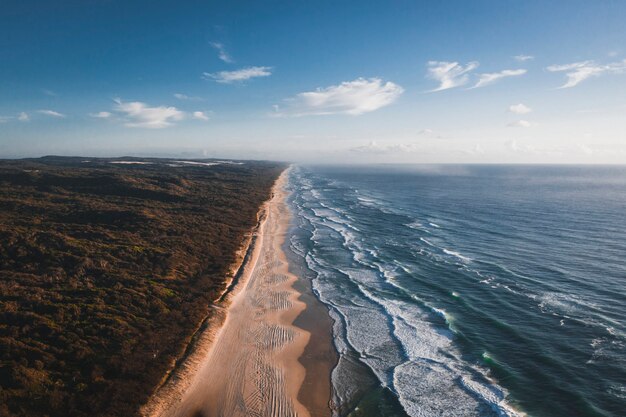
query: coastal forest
0 156 284 417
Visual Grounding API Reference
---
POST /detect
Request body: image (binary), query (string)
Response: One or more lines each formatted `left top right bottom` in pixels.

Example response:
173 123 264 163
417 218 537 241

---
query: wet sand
143 171 334 417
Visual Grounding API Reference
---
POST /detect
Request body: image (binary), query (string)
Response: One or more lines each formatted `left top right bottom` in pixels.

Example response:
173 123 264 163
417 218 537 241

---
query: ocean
284 165 626 417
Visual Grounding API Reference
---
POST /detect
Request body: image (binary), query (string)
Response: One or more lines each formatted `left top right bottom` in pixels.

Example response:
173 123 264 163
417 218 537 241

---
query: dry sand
143 171 331 417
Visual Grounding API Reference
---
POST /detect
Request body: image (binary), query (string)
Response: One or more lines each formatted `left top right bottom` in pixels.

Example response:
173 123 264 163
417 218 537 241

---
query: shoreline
142 168 336 417
144 202 268 401
285 213 338 415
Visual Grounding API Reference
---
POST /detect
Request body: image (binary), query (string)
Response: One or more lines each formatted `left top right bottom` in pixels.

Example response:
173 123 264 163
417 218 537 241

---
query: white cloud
507 139 522 152
471 144 485 155
514 55 534 62
546 59 626 88
506 139 573 156
507 119 532 128
350 140 420 153
276 77 403 117
578 143 594 155
192 111 210 121
472 69 527 88
203 66 272 83
174 93 203 101
417 128 446 139
38 109 66 118
427 61 479 91
114 99 184 128
509 103 532 114
210 42 233 63
90 111 112 118
0 112 29 123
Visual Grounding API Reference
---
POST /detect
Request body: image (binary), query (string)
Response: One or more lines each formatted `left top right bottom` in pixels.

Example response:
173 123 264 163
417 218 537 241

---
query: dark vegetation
0 156 284 417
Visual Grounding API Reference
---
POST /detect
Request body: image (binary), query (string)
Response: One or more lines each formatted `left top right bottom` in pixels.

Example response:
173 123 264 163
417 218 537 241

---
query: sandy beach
142 170 334 417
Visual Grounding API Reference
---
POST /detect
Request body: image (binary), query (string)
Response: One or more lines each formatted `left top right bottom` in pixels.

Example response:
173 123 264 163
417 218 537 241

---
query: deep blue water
286 165 626 417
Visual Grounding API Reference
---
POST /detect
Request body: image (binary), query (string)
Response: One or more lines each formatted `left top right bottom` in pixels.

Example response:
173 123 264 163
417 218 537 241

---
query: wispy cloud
275 77 403 117
472 69 527 88
514 55 534 62
174 93 203 101
509 103 532 114
0 112 30 123
114 99 184 128
38 109 66 118
210 42 233 63
546 59 626 88
192 111 210 121
506 139 575 156
42 89 57 97
89 111 112 118
417 128 447 139
507 119 533 128
203 66 272 83
350 140 421 154
427 61 479 91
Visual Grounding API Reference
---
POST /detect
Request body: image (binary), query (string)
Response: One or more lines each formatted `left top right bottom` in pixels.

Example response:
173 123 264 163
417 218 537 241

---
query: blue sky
1 0 626 163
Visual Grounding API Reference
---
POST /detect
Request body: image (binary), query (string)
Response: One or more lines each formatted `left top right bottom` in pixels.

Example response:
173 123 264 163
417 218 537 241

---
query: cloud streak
1 112 30 123
472 69 527 88
275 77 403 117
427 61 479 91
174 93 203 101
38 109 66 118
514 55 534 62
90 111 112 118
350 140 421 154
547 59 626 88
507 119 533 128
203 66 272 83
210 42 233 63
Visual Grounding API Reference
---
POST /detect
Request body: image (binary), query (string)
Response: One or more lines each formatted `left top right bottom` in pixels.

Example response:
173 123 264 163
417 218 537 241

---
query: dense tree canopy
0 157 284 417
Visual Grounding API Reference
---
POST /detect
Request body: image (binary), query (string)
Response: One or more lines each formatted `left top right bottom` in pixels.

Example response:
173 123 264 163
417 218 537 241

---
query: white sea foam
356 195 397 214
420 237 436 247
443 248 472 262
291 170 523 417
405 221 423 230
309 244 518 416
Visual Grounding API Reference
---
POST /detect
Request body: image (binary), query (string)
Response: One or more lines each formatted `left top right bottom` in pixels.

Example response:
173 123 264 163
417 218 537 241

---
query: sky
1 0 626 163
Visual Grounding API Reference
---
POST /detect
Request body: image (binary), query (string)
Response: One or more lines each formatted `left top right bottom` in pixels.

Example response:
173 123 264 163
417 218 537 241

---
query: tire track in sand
158 172 310 417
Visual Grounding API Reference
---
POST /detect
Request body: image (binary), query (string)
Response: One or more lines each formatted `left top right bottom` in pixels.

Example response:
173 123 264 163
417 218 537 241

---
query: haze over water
287 165 626 417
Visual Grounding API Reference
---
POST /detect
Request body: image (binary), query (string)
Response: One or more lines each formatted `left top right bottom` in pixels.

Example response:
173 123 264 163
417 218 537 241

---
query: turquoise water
286 165 626 417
